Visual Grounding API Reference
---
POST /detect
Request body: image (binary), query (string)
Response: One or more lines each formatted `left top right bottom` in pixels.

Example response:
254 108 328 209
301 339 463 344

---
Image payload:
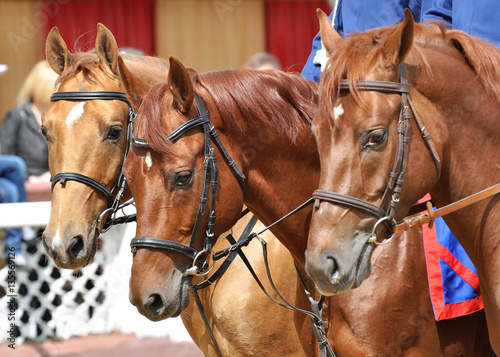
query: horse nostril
69 236 85 260
145 294 165 316
327 256 341 285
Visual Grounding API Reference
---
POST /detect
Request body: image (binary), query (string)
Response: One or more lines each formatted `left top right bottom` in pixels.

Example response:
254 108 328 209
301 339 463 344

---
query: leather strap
50 90 137 232
407 97 442 180
51 91 130 103
192 215 258 290
313 190 386 219
393 182 500 233
339 80 410 94
130 237 199 260
167 115 211 142
52 172 113 207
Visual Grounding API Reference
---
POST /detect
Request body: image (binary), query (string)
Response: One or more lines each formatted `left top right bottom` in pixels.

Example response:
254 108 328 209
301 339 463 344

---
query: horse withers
307 8 499 351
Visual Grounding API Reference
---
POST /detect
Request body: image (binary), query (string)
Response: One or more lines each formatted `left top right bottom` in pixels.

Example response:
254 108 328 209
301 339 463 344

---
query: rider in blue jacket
301 0 422 82
421 0 500 46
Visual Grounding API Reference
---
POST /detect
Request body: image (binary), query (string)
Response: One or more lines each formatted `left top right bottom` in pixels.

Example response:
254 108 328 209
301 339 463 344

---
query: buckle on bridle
96 207 114 234
184 250 216 277
367 216 396 245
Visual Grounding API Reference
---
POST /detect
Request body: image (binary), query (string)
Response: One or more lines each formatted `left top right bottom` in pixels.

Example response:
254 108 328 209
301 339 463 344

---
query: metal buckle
184 250 216 277
96 207 114 234
367 216 396 245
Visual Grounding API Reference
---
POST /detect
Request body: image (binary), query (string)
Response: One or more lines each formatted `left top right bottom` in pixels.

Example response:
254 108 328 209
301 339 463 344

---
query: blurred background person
0 155 28 267
244 52 282 70
0 60 58 202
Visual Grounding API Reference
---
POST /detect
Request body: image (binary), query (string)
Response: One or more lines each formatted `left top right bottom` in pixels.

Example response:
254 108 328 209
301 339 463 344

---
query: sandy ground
0 332 204 357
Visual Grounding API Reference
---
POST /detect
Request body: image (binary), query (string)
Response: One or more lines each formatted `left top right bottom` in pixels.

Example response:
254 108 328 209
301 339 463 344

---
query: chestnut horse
42 25 310 356
306 8 499 351
122 55 491 355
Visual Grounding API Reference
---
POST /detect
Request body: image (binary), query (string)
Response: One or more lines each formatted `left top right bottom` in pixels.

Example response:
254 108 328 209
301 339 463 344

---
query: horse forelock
55 50 115 88
195 69 318 144
55 51 169 90
135 82 175 155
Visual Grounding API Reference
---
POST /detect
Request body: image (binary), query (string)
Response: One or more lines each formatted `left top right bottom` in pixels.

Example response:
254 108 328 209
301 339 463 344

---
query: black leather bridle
312 64 441 244
130 92 247 273
50 91 137 233
127 91 337 357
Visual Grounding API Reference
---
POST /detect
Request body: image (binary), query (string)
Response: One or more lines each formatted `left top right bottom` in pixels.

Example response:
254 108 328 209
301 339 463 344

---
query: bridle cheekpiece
129 92 247 275
312 64 441 244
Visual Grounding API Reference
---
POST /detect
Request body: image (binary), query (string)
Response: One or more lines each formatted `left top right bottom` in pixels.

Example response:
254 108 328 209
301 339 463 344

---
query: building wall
0 0 330 127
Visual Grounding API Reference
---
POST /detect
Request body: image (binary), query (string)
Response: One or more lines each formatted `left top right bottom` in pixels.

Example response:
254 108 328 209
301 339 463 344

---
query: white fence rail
0 202 191 345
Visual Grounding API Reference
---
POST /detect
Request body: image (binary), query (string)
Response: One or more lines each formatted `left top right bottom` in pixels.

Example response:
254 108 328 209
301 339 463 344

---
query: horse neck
415 46 500 265
240 122 320 266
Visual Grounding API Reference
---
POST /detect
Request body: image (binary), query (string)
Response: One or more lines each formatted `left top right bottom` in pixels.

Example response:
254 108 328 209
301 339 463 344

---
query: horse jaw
129 251 193 321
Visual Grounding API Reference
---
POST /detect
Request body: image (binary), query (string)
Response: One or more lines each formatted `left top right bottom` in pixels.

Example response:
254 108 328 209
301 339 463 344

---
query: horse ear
168 57 194 114
383 8 414 66
317 8 342 56
45 26 71 75
117 56 150 109
96 23 119 74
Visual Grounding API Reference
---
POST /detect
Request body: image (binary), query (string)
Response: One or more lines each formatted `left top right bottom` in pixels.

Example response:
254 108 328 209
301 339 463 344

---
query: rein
50 91 137 233
393 182 500 233
313 63 442 244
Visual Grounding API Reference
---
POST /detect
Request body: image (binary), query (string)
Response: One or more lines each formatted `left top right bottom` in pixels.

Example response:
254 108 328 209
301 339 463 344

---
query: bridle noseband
130 92 247 274
313 64 441 244
50 91 136 232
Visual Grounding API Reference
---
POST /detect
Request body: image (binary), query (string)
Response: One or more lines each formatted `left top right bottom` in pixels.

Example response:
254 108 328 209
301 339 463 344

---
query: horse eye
106 126 123 141
40 127 49 142
363 129 387 149
174 171 193 186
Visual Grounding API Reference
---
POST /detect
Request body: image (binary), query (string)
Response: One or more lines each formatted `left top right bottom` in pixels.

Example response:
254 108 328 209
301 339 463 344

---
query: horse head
306 9 441 295
42 24 168 269
124 57 246 320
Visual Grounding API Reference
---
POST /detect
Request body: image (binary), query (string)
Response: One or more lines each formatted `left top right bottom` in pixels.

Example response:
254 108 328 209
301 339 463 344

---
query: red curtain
265 1 331 72
43 0 155 55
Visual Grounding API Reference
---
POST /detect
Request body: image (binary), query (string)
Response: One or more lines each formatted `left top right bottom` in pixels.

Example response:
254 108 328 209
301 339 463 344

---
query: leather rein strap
393 182 500 233
50 91 136 232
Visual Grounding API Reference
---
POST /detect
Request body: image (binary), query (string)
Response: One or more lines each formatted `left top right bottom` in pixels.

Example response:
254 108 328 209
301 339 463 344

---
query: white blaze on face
334 103 344 121
145 151 153 170
66 102 86 130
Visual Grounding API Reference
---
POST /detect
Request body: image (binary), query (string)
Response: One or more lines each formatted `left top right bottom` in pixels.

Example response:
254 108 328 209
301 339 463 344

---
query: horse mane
321 21 500 118
195 69 318 143
136 69 319 155
56 51 169 87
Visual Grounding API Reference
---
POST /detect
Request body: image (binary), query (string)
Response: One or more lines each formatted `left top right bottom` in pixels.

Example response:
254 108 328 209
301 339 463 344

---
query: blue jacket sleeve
421 0 452 26
301 10 335 83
